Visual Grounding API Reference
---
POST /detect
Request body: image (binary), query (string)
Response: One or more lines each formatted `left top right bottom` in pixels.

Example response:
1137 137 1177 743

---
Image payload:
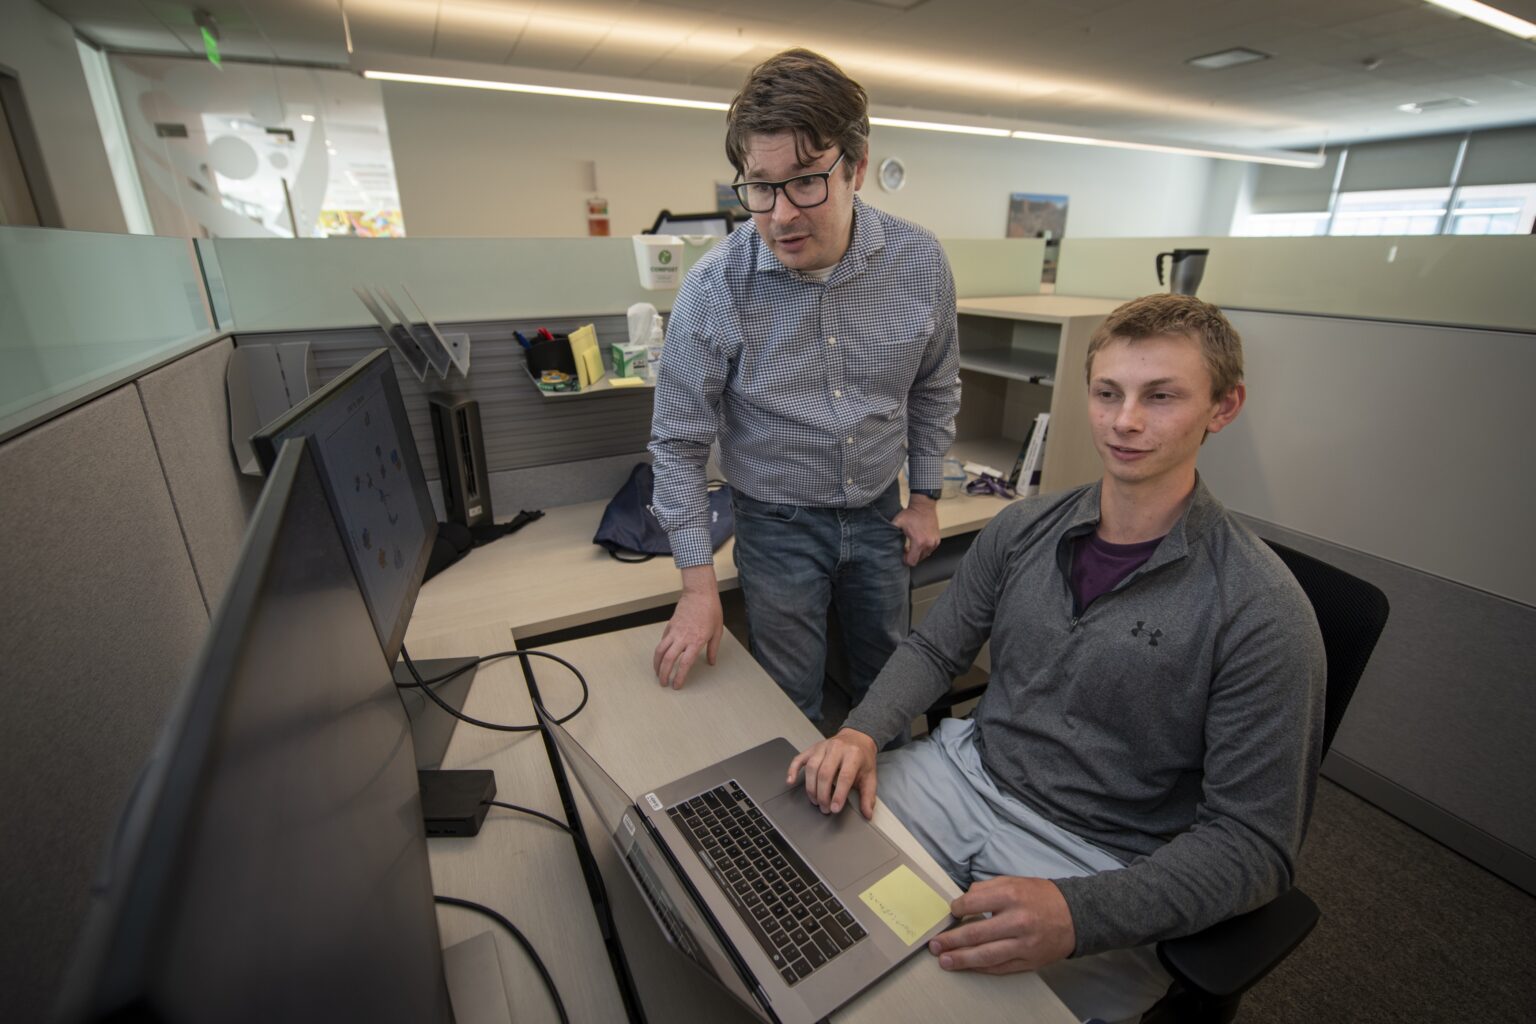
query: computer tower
427 393 493 527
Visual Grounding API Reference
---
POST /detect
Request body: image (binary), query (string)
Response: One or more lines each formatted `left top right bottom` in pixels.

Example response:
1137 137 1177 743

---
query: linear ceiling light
1009 130 1323 168
869 116 1011 137
1422 0 1536 39
364 69 1321 166
361 70 730 110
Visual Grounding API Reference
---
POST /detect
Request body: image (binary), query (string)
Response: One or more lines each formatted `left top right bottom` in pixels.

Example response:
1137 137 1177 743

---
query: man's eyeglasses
732 152 846 214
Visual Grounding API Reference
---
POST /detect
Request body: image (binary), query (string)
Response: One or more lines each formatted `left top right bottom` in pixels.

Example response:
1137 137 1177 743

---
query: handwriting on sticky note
858 864 950 946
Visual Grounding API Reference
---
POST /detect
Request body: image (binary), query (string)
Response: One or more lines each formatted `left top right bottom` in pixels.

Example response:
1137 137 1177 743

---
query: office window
1234 211 1330 237
106 55 406 239
1446 183 1536 235
1328 188 1451 236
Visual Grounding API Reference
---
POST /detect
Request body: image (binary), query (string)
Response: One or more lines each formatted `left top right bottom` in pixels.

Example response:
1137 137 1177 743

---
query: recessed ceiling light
1396 97 1476 113
301 114 316 123
1186 47 1272 70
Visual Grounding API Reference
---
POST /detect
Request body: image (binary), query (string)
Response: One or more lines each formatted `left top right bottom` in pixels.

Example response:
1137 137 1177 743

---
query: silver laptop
535 706 955 1024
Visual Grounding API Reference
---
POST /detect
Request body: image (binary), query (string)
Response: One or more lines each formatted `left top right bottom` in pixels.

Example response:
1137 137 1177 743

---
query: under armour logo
1131 621 1163 646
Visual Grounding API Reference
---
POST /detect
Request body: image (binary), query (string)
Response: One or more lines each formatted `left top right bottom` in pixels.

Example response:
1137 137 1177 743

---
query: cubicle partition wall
0 341 250 1022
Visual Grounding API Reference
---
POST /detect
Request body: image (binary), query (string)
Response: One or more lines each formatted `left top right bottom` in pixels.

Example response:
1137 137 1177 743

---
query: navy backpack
593 463 734 562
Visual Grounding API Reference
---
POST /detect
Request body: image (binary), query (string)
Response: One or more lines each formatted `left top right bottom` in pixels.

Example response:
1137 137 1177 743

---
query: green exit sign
201 26 221 67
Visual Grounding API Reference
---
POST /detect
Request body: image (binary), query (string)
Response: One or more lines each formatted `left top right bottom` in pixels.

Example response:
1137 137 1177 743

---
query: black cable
396 645 588 732
434 894 570 1024
487 799 572 834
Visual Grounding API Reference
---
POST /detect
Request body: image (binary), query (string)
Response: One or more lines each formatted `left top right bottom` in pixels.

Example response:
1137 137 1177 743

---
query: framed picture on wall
1007 193 1069 284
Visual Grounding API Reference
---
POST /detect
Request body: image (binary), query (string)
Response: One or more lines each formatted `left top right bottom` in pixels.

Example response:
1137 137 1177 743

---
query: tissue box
611 341 648 378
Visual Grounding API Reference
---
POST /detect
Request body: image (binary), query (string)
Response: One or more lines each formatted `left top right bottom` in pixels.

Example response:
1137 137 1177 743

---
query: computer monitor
55 437 451 1023
647 209 740 236
251 349 436 665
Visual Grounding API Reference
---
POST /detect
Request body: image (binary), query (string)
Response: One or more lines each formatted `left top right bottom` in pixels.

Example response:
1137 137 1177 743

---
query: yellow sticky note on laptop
859 864 950 946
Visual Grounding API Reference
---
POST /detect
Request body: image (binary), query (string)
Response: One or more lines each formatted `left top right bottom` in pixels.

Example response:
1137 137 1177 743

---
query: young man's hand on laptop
786 729 878 819
927 876 1076 974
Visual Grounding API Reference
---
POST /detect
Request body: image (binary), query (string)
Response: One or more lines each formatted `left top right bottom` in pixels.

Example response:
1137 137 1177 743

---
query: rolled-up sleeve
648 269 729 568
904 259 959 492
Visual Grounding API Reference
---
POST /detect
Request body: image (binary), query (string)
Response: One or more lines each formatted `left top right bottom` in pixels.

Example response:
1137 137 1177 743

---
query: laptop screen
534 705 768 1019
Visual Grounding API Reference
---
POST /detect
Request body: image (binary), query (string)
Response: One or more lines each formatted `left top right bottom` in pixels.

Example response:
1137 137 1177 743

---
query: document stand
396 656 479 770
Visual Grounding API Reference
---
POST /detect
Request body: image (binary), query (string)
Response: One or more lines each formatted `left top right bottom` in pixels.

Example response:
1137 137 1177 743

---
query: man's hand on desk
928 876 1076 975
786 728 878 819
653 565 723 689
892 495 940 567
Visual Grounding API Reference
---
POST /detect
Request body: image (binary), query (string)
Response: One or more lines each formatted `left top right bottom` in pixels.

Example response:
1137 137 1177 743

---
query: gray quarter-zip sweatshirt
844 478 1325 956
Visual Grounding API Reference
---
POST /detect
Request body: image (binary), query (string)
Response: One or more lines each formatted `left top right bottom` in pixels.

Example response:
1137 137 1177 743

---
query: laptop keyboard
667 780 868 986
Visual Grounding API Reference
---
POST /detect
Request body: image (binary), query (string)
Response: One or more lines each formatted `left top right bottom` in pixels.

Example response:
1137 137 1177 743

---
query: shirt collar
1061 474 1224 570
751 193 884 281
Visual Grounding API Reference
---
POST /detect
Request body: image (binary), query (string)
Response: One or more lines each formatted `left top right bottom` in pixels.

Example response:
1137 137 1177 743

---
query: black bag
593 463 733 562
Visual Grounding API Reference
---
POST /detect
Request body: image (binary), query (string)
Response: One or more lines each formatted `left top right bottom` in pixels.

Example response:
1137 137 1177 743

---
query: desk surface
416 622 1075 1024
409 436 1025 643
957 294 1127 322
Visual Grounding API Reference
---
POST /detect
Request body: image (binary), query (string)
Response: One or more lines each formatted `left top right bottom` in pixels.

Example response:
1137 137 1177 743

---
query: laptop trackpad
763 789 898 891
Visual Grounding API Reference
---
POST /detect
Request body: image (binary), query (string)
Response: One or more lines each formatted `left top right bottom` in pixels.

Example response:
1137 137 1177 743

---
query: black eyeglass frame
731 151 848 213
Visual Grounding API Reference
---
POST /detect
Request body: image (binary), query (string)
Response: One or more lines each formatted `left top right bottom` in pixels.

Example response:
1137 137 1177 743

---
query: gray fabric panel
240 315 654 486
425 450 652 517
1236 515 1536 872
135 338 262 611
0 386 209 1021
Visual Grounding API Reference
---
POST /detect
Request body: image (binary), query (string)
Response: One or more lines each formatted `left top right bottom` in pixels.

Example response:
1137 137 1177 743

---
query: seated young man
787 294 1325 1023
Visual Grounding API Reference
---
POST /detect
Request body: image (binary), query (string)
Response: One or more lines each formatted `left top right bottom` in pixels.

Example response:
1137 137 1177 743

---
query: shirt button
833 389 842 398
846 436 854 444
827 337 836 346
846 478 854 485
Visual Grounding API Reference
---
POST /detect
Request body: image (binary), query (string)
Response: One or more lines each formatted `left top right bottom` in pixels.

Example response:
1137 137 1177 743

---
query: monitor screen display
251 349 436 664
57 437 451 1024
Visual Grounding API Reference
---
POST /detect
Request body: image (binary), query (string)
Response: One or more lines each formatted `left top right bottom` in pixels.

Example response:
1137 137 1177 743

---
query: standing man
787 295 1326 1022
648 49 961 725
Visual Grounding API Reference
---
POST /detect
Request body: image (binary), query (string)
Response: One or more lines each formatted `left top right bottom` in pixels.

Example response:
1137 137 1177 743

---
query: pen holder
523 334 577 377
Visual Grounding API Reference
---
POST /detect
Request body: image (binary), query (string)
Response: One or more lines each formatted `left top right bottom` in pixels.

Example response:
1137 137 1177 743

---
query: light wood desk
409 435 1026 644
413 622 1076 1024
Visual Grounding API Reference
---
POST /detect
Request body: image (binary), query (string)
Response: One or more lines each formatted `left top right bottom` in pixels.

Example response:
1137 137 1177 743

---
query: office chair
1144 539 1391 1024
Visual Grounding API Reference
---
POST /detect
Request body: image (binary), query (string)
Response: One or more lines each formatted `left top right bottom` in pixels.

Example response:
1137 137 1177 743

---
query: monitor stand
442 929 514 1024
395 656 479 770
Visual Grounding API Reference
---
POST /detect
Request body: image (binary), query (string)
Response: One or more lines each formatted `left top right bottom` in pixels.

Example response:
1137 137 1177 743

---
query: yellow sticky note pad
858 864 950 946
608 376 645 388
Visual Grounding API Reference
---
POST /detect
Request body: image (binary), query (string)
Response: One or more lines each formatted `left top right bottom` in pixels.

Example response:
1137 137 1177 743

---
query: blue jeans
731 482 909 722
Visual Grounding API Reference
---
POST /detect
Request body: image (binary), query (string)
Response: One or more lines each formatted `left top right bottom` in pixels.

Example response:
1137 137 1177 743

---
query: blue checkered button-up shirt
649 196 961 568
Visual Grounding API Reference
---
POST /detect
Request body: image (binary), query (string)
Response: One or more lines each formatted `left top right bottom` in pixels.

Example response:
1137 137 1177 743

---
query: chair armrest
1156 887 1320 999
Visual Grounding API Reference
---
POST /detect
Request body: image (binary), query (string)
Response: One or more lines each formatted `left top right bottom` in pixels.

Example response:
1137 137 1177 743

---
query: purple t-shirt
1071 531 1164 612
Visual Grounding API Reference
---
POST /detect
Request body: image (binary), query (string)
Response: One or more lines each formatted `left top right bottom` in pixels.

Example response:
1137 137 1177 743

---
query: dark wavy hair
725 48 869 179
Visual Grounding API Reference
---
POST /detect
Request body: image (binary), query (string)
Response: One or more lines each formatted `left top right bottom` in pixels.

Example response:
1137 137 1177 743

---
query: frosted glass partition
211 234 1047 333
210 236 722 332
1055 236 1536 332
941 238 1044 298
0 228 214 436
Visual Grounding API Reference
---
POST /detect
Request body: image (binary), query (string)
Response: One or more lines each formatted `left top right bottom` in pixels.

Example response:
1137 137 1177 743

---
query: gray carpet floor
1240 777 1536 1022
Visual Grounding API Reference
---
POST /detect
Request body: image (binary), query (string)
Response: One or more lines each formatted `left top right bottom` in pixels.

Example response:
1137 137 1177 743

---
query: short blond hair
1084 294 1243 400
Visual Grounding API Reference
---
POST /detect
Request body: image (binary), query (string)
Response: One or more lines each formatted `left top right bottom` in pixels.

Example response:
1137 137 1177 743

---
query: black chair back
1263 540 1390 754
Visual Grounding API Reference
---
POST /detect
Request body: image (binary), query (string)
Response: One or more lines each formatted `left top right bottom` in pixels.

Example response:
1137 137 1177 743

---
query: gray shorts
878 718 1172 1024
